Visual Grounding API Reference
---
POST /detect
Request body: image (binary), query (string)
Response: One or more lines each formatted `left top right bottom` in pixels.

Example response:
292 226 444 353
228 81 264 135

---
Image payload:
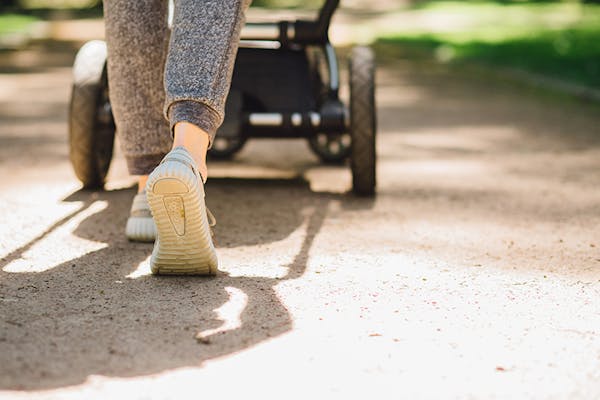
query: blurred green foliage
0 14 39 35
0 0 324 11
380 1 600 88
0 0 100 11
21 0 99 8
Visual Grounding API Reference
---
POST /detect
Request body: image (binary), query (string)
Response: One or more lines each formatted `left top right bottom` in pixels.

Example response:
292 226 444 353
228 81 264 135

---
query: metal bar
316 0 339 38
244 112 333 129
324 42 339 93
240 111 345 138
241 23 280 41
248 113 284 126
239 40 281 49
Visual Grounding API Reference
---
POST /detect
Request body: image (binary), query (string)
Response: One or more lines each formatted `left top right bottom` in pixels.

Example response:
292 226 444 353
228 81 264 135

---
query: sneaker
146 146 218 275
125 191 157 242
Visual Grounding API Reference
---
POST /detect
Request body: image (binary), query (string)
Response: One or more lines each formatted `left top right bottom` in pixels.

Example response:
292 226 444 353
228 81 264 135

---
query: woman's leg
143 0 251 274
103 0 171 190
105 0 250 185
165 0 252 181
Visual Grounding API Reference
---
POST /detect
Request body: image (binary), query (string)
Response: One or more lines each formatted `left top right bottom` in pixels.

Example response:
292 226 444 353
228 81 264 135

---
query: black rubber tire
208 89 246 159
208 136 247 159
349 46 377 196
69 40 115 189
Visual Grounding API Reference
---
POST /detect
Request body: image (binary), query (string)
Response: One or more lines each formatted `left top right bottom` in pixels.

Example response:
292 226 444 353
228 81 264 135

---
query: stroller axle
241 107 347 138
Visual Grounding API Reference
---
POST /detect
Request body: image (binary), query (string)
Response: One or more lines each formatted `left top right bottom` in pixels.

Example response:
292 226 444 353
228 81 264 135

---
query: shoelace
206 207 217 227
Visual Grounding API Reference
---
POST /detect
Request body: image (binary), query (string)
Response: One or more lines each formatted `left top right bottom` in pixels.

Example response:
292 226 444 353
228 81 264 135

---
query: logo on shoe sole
163 196 185 236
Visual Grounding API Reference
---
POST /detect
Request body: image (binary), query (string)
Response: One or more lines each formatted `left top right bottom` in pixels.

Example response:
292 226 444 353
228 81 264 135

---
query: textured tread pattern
126 217 157 243
349 46 377 196
69 40 115 189
146 148 218 275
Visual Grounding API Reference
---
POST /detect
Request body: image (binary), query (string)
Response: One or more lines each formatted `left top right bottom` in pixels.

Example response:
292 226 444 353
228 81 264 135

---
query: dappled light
196 287 248 338
3 200 107 273
1 0 600 398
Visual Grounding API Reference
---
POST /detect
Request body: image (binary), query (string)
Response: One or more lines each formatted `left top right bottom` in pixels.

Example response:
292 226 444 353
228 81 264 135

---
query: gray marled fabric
103 0 250 175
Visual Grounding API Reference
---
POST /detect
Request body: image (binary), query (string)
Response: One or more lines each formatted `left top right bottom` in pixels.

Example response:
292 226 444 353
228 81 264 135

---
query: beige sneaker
125 192 157 242
146 147 218 275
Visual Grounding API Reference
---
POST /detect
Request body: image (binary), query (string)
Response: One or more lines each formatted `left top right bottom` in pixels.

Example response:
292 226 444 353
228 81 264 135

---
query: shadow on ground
0 40 82 74
0 177 373 391
1 31 600 393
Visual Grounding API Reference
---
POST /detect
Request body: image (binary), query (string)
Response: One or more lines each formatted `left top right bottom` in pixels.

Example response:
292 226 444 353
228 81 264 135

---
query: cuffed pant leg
164 0 252 148
104 0 172 175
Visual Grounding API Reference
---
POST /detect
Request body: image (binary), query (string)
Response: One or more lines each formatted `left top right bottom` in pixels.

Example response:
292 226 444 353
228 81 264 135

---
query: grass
0 14 39 36
378 1 600 89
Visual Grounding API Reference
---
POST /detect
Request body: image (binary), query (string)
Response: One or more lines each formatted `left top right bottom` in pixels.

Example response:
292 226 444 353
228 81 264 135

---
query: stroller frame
68 0 376 195
229 0 346 138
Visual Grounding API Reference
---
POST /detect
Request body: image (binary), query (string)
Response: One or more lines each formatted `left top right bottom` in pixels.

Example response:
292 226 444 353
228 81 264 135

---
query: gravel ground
0 34 599 399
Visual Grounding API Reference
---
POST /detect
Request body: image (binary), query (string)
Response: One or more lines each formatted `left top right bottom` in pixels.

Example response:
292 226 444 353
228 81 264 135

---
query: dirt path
0 36 599 399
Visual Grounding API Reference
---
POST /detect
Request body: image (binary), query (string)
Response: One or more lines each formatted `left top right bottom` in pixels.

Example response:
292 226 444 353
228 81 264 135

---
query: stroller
69 0 376 195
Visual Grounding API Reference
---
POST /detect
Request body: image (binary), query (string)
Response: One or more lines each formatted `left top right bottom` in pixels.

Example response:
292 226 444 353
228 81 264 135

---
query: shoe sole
125 217 156 242
146 161 218 275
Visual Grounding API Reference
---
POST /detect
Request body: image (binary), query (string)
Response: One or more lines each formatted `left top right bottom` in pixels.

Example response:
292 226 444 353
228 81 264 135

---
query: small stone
195 333 211 344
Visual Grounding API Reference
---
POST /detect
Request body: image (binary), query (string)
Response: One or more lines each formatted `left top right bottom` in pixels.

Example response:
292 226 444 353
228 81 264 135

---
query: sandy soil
0 30 599 399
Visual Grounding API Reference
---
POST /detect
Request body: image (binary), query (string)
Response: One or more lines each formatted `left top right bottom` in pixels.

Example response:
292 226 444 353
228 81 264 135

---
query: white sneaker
146 147 218 275
125 191 157 242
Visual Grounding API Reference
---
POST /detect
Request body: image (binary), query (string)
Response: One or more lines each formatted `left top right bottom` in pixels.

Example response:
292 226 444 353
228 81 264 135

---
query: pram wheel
208 136 247 159
69 40 115 189
307 49 351 164
349 46 376 196
208 89 246 159
308 132 352 164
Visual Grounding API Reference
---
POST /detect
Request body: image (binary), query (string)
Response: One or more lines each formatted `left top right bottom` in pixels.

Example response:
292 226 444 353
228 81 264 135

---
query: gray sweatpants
103 0 251 175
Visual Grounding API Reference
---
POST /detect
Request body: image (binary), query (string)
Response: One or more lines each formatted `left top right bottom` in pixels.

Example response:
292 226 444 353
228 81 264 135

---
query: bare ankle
138 175 148 193
173 121 210 181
